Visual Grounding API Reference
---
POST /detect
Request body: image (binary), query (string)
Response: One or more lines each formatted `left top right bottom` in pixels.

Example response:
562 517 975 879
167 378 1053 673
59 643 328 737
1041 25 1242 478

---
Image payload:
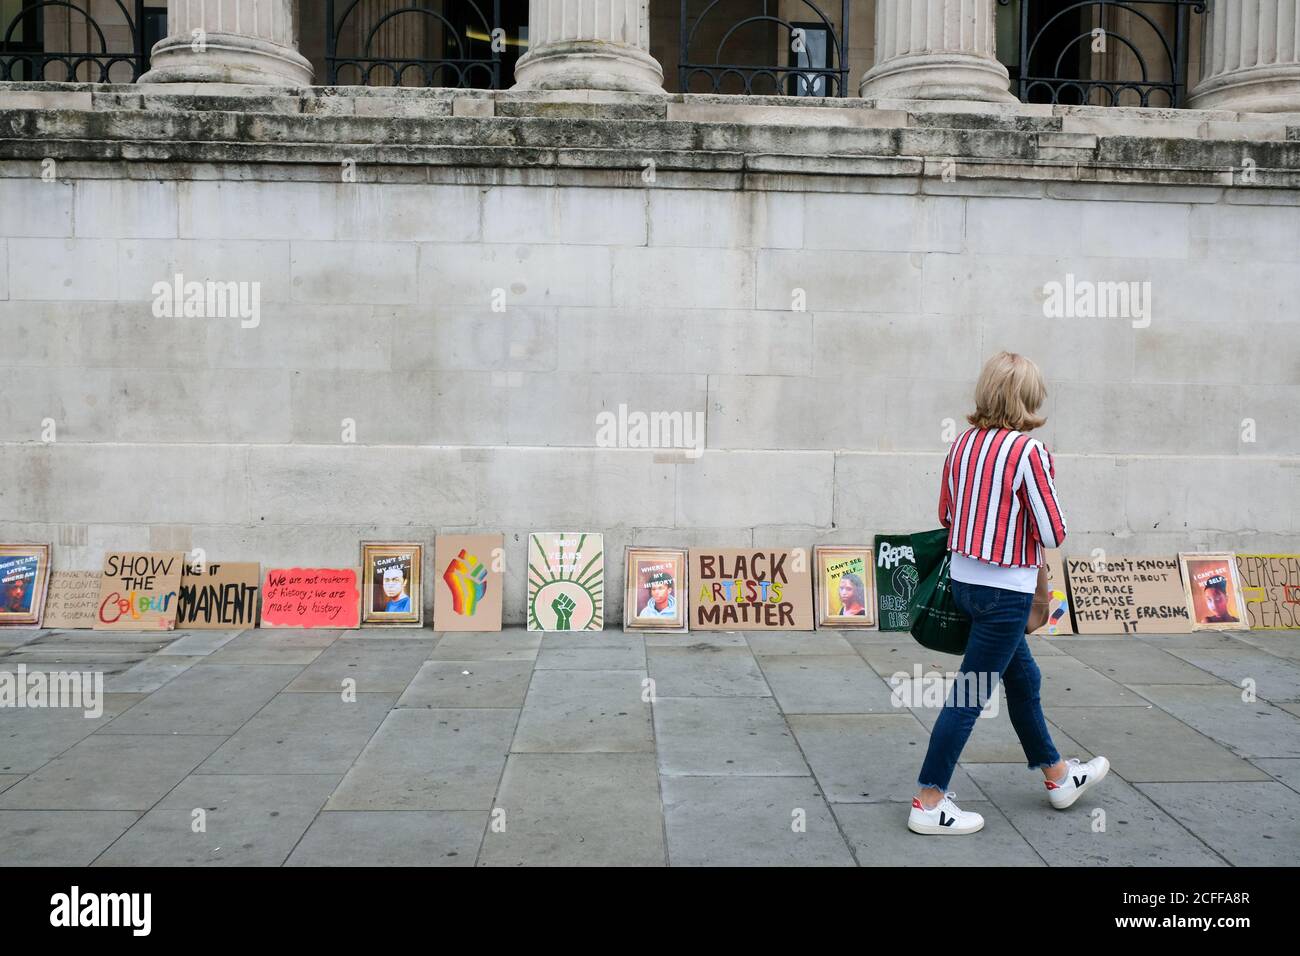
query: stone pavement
1 625 1297 866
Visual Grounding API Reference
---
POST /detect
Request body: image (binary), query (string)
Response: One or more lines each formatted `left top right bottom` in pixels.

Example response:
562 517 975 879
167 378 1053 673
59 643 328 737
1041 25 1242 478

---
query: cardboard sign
177 562 261 629
690 548 813 631
94 551 184 630
1029 549 1074 636
527 533 604 631
1236 554 1300 631
814 546 876 628
624 547 689 633
0 545 52 628
1179 552 1250 632
41 570 104 629
1064 556 1189 634
260 568 361 629
434 534 504 631
874 535 919 632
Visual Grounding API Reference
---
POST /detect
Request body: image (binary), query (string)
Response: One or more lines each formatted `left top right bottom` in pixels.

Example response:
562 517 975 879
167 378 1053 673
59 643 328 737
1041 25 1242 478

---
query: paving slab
1045 704 1273 781
662 775 854 866
0 631 42 650
286 811 486 866
655 696 807 776
104 655 203 693
1036 655 1149 706
512 669 653 753
1024 636 1067 656
283 638 434 693
0 810 140 866
478 753 665 867
1049 639 1223 685
745 632 856 656
96 664 301 736
0 774 23 793
963 762 1226 866
1126 684 1300 759
1133 781 1300 867
157 630 243 656
788 713 980 803
94 773 339 867
198 692 397 774
1135 631 1247 650
646 645 771 697
0 733 225 810
1230 632 1300 661
397 660 533 709
535 643 646 671
0 693 146 773
1278 702 1300 719
430 630 540 662
1251 758 1300 794
1162 646 1300 702
853 641 965 679
757 654 897 714
833 800 1045 866
643 630 747 647
539 632 643 651
326 708 516 811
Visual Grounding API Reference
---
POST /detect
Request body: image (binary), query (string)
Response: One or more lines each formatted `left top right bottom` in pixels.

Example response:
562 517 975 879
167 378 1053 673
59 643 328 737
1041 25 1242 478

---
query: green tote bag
907 528 971 655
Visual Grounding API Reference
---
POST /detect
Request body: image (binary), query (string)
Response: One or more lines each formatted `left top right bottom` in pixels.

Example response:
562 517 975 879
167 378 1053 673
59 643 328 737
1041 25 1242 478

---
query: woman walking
908 352 1109 836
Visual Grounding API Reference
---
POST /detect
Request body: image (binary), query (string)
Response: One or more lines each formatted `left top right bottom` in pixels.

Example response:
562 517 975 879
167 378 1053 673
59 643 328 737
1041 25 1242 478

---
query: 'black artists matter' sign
691 549 813 631
177 562 261 629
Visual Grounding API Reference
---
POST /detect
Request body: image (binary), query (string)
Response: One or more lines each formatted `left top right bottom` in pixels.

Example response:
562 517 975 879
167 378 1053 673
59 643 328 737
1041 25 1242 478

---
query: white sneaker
908 792 985 835
1045 756 1110 809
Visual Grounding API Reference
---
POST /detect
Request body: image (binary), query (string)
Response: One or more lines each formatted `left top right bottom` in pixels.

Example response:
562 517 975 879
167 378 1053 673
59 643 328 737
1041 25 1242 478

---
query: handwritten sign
874 535 919 632
177 562 261 629
260 567 360 629
691 548 813 631
1065 556 1190 634
94 551 184 630
41 570 101 629
1235 554 1300 630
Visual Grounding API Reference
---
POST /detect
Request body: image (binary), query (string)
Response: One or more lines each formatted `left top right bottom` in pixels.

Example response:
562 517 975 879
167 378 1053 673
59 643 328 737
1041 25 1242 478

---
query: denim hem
1026 758 1060 772
916 780 948 791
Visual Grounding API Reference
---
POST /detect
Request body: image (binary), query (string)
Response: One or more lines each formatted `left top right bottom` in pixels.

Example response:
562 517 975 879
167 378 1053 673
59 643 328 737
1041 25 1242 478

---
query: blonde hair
967 352 1047 432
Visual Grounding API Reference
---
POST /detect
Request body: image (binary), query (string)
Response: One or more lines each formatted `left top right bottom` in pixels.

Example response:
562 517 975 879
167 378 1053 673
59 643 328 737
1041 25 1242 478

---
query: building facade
1 0 1298 623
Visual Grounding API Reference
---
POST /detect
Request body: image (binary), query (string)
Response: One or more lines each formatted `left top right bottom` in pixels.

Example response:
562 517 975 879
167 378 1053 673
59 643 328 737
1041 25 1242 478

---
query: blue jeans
916 579 1061 792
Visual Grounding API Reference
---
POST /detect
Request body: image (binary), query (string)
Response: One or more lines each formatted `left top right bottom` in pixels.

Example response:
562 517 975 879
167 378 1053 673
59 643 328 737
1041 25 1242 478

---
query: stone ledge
2 82 1300 189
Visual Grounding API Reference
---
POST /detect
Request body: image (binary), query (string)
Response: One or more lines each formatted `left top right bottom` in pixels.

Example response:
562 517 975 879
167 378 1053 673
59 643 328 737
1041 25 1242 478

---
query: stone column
140 0 313 86
512 0 664 93
858 0 1015 102
1187 0 1300 112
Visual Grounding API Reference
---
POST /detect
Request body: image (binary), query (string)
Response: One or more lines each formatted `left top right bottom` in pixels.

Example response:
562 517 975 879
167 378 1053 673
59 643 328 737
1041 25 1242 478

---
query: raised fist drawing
551 592 577 629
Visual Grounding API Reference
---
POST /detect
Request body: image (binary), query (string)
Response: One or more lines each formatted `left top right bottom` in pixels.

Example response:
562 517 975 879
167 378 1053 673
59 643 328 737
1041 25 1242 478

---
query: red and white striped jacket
938 426 1066 568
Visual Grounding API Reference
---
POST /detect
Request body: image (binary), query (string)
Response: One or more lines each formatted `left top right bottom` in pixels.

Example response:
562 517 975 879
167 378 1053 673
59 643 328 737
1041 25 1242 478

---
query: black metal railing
998 0 1205 107
326 0 505 88
0 0 158 82
679 0 850 97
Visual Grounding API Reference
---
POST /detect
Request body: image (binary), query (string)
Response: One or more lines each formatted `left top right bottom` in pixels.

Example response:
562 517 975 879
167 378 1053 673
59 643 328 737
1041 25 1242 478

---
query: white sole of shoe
907 817 985 835
1050 756 1110 810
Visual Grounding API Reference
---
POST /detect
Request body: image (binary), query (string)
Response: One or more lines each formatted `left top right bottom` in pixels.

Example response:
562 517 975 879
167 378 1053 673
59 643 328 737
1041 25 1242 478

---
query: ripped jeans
917 579 1061 792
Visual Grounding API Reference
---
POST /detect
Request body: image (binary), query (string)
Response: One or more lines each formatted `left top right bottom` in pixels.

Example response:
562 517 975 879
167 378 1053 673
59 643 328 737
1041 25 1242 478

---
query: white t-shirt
949 551 1039 594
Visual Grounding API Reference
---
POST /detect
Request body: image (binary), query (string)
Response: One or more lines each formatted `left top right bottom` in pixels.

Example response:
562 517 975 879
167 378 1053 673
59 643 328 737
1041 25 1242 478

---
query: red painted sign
260 568 361 628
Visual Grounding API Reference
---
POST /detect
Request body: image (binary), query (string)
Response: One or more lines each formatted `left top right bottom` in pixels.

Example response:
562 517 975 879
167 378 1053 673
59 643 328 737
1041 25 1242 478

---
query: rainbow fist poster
527 532 604 631
434 534 504 631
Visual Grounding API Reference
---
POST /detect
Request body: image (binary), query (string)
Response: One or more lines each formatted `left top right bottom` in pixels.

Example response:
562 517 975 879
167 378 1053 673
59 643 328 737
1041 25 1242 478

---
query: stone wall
0 84 1297 623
